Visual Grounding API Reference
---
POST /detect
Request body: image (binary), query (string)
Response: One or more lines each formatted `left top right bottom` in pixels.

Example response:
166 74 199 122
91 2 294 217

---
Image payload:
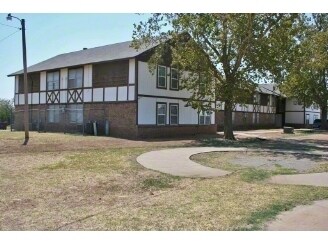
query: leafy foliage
280 14 328 128
0 98 13 123
132 14 299 139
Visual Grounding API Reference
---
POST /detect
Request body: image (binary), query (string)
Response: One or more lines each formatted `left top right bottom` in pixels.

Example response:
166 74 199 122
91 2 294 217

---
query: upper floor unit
9 40 198 107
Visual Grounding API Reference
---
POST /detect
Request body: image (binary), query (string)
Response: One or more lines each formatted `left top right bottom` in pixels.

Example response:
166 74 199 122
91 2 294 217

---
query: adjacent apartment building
215 83 321 130
9 40 321 138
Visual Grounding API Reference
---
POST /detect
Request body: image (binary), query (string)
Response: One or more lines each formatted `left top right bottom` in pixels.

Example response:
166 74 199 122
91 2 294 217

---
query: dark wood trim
33 101 137 106
285 110 320 113
156 65 167 90
169 103 179 125
135 58 139 125
138 124 215 128
138 94 214 103
156 102 167 126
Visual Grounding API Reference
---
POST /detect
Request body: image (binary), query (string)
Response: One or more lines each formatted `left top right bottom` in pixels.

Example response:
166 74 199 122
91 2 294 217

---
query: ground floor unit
13 100 321 138
13 102 216 138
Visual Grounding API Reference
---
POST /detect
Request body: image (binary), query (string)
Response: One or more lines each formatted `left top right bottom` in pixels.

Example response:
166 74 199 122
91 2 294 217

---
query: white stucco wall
60 68 68 89
138 61 192 98
83 65 92 87
138 97 214 125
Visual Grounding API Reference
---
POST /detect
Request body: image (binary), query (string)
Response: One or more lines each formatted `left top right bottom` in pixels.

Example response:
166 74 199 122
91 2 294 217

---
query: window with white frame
170 68 179 90
157 103 167 125
68 67 83 89
169 104 179 125
157 65 166 88
253 93 260 104
305 114 310 125
67 104 83 124
199 111 212 125
47 71 60 90
47 105 60 123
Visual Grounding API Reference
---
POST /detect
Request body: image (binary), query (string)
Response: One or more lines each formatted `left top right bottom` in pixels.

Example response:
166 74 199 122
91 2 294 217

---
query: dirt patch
192 151 328 173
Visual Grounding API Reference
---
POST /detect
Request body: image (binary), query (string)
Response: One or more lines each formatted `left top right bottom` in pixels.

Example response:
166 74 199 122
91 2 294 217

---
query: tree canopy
0 98 13 123
132 13 299 139
280 14 328 128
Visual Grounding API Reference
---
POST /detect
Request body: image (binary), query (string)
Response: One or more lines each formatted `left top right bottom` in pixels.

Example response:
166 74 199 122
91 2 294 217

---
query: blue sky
0 13 151 100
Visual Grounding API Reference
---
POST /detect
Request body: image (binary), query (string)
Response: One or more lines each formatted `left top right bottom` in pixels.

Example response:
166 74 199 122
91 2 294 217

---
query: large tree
132 14 298 139
280 14 328 129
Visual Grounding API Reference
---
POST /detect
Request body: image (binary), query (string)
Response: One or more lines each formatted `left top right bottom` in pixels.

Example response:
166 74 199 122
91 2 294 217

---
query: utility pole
21 19 29 143
7 14 29 144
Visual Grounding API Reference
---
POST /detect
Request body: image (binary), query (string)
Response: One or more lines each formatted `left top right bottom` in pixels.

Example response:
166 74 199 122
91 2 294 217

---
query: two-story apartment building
215 83 321 130
9 40 321 138
9 41 216 138
216 84 283 130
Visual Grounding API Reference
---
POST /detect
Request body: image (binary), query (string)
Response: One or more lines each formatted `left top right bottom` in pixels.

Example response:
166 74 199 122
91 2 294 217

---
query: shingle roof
257 83 282 96
8 40 156 76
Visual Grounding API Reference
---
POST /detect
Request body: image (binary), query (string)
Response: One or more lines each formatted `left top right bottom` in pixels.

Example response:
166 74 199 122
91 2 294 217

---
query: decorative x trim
47 91 60 104
68 89 83 103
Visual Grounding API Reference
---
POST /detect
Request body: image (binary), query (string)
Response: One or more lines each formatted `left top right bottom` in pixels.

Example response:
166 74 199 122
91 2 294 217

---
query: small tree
0 98 14 123
132 14 299 139
280 14 328 129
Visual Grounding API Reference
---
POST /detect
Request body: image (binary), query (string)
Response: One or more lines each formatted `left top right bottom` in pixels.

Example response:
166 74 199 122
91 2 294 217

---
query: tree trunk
320 69 328 130
321 104 328 130
223 101 236 140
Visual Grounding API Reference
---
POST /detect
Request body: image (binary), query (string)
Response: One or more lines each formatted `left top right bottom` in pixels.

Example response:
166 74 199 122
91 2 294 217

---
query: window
260 94 269 106
157 65 166 89
169 104 179 125
199 111 212 125
253 93 259 104
68 104 83 124
68 68 83 89
47 105 60 123
47 71 60 91
305 114 310 125
243 112 247 122
157 103 167 125
253 112 260 124
170 68 179 90
232 112 235 124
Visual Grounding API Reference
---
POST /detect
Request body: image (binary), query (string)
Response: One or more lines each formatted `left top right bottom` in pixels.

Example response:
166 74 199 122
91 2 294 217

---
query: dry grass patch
1 131 328 230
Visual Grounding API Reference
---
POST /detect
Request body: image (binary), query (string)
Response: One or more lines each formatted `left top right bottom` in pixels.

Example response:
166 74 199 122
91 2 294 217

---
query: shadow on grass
196 137 328 162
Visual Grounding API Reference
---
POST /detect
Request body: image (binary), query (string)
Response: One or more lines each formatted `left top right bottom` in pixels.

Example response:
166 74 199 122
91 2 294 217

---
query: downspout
303 97 306 128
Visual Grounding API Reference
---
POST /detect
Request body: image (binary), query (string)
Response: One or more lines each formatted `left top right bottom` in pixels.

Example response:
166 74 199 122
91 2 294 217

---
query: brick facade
13 103 217 139
137 124 217 138
216 111 278 130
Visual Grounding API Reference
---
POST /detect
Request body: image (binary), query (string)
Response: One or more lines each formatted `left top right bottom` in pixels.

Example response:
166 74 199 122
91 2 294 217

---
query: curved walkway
137 146 328 230
266 200 328 230
137 147 247 178
268 172 328 187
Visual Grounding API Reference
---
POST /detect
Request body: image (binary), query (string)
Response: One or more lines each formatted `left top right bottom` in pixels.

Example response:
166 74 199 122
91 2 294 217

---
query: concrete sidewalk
268 172 328 187
136 147 247 178
266 200 328 230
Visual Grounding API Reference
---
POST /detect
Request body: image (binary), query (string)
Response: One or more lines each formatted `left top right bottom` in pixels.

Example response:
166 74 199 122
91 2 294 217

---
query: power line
0 29 21 44
0 22 21 30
